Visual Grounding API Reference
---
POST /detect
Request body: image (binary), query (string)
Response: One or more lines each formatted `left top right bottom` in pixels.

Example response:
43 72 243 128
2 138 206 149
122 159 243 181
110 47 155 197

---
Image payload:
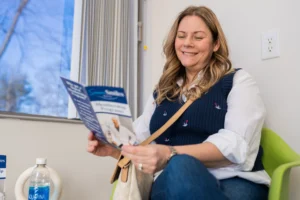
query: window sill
0 111 83 124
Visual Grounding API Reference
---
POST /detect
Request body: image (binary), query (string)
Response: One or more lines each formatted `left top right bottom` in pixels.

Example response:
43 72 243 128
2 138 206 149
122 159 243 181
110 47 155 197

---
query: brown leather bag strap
117 99 194 168
110 154 123 183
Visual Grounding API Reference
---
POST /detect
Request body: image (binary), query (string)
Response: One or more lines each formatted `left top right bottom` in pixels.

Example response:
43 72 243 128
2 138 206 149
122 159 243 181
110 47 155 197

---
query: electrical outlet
261 29 280 60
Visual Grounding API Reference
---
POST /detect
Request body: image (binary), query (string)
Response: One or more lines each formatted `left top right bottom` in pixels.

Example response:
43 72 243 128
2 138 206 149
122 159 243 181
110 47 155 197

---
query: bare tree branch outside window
0 0 74 117
0 0 28 57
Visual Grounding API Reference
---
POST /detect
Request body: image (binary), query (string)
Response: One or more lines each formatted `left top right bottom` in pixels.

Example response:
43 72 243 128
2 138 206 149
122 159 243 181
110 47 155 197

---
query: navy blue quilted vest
149 70 264 171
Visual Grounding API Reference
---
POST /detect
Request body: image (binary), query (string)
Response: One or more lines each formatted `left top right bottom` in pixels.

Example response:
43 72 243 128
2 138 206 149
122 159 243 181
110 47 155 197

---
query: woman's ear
213 39 220 52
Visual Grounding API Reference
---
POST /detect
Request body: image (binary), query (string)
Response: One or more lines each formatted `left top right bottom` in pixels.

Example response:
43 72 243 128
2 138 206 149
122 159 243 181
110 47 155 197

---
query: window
0 0 75 118
0 0 138 120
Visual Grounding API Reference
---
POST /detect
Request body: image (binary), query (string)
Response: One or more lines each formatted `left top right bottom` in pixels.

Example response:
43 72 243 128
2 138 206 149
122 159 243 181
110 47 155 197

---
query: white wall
140 0 300 199
0 118 115 200
1 1 299 199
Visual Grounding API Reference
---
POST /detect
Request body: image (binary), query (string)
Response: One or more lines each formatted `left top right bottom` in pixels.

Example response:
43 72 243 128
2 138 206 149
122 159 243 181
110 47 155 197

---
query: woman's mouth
182 51 197 56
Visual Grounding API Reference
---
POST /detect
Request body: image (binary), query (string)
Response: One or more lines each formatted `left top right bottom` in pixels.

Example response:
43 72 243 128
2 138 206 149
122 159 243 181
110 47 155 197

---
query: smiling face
175 15 219 79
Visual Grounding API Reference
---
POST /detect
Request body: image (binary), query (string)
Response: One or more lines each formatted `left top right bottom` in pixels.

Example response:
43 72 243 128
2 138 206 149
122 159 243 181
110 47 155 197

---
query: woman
87 6 270 200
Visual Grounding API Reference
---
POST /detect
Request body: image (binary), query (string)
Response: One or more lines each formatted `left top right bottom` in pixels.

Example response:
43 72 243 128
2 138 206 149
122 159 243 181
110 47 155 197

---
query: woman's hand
87 132 120 159
121 144 170 174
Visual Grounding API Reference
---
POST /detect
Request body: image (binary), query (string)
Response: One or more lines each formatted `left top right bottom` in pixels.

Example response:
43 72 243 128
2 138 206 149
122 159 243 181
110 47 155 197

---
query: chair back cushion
261 128 300 176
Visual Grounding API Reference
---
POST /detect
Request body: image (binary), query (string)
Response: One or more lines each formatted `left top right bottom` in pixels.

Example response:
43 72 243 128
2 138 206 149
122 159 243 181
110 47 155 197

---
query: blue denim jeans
151 155 268 200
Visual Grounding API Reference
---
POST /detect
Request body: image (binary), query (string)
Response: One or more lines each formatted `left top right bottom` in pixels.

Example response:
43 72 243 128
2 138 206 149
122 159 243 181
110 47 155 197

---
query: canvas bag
111 99 194 200
112 159 153 200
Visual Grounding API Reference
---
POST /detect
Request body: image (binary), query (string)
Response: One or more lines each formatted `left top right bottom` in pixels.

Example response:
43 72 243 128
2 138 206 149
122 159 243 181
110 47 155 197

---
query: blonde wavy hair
155 6 233 104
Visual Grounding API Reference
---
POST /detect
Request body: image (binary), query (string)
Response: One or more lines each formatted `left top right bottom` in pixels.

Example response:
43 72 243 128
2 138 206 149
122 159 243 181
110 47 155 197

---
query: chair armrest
110 181 118 200
269 160 300 200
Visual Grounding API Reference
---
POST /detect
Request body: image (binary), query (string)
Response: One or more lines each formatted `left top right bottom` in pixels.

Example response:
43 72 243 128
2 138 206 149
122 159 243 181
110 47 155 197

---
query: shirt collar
176 70 204 90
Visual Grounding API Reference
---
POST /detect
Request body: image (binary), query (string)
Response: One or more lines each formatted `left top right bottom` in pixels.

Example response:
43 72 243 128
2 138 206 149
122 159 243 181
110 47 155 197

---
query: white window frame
68 0 84 119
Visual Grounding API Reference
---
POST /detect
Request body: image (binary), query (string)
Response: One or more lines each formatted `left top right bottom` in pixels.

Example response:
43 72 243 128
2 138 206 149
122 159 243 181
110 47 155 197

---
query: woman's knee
162 154 214 188
165 154 207 175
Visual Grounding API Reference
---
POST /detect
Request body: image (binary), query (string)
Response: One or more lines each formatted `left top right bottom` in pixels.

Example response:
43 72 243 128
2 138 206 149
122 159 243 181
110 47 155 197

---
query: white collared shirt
133 69 271 185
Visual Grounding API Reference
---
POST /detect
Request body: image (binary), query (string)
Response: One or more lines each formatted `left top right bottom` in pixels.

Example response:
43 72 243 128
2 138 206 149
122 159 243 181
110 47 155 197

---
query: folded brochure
61 77 139 149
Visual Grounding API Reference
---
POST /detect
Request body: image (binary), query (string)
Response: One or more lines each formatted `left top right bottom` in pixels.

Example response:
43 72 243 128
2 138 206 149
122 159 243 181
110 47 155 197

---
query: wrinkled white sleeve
133 94 156 143
204 69 266 171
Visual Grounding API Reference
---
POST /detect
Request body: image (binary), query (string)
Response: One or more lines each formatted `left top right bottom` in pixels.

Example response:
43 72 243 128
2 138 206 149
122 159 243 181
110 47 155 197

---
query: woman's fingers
87 145 95 153
89 139 99 147
132 160 156 174
88 132 105 147
88 132 95 141
87 132 100 154
121 144 169 174
121 145 152 156
121 147 148 162
121 146 156 173
87 141 98 151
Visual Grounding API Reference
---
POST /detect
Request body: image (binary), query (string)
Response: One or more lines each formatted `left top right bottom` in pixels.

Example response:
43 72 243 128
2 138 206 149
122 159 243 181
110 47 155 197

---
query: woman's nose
183 37 194 47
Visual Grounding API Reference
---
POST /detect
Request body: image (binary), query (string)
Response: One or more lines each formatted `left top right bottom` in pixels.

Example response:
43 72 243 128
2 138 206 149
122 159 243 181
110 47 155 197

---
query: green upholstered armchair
261 128 300 200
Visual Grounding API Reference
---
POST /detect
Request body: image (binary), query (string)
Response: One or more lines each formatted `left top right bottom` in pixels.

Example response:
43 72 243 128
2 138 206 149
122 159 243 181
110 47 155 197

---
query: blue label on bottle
28 186 50 200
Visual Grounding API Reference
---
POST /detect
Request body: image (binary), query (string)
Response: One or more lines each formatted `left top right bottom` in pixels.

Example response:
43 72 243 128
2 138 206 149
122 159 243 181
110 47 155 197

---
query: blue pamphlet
61 77 139 149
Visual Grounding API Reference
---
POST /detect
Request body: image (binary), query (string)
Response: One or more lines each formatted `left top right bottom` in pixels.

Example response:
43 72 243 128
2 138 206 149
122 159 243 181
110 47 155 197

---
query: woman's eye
195 37 203 40
177 35 185 38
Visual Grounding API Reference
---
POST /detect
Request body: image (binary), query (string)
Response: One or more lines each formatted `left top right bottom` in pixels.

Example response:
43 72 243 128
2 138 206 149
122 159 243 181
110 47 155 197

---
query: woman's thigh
220 177 269 200
151 154 228 200
150 154 269 200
